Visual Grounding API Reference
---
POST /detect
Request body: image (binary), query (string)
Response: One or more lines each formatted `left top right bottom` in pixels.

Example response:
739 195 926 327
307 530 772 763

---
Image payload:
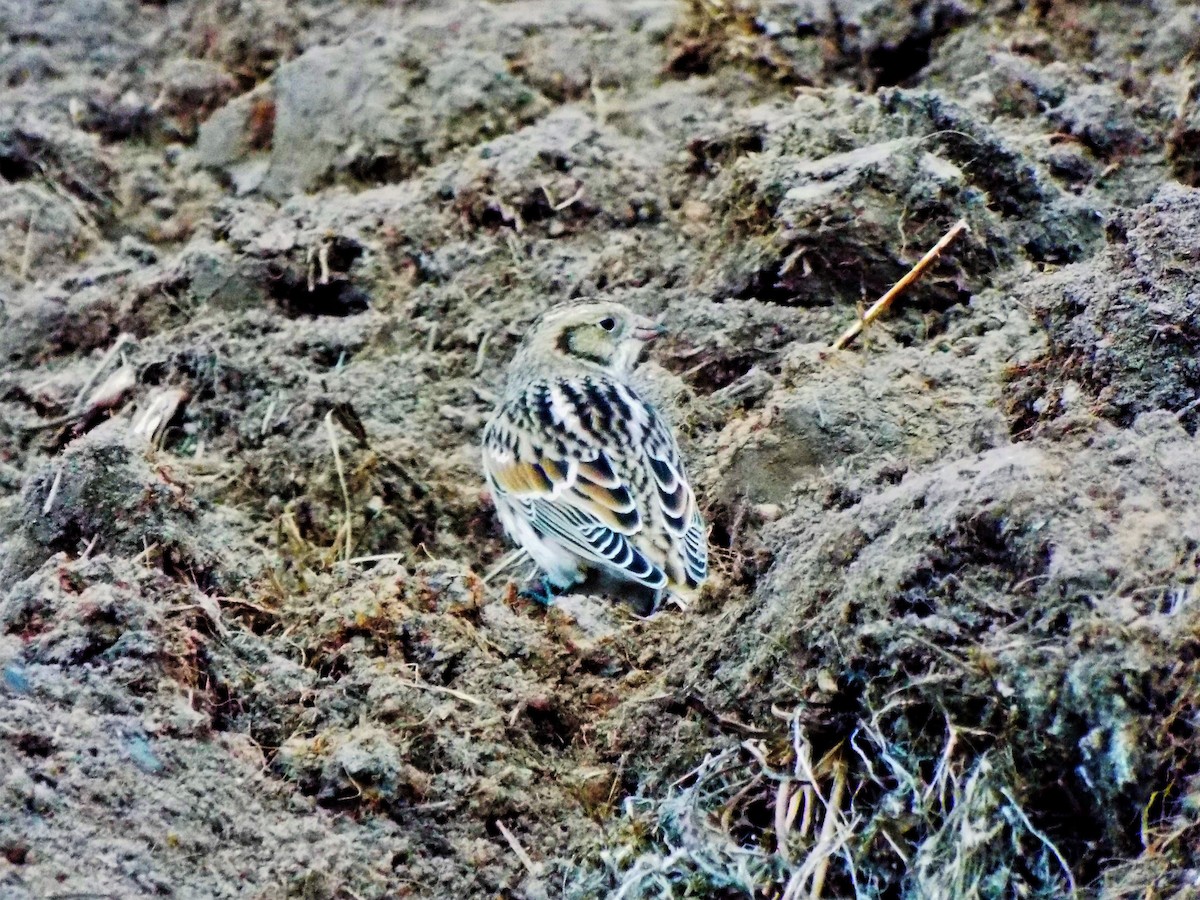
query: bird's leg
519 576 562 606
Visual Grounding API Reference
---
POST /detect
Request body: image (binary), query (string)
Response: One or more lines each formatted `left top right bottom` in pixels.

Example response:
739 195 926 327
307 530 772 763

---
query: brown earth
2 1 1200 897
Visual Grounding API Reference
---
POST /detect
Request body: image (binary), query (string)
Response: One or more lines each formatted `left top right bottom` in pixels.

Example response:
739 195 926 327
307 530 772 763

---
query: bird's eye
599 317 617 332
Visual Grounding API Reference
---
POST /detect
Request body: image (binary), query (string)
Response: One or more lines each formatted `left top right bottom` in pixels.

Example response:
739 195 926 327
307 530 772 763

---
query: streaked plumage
482 302 707 610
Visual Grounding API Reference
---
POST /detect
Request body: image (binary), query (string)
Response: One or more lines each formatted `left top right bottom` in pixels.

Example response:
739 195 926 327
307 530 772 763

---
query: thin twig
80 534 100 560
42 467 63 515
134 541 160 565
69 333 132 415
775 778 794 862
324 411 353 562
830 219 969 351
318 241 331 285
393 677 486 708
808 758 847 899
215 596 276 616
551 184 585 211
483 547 531 584
345 551 408 565
998 786 1077 896
260 398 277 437
796 785 813 838
495 820 542 878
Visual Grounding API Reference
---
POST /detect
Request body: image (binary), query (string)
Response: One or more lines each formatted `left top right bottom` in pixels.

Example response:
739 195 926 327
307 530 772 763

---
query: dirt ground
2 1 1200 897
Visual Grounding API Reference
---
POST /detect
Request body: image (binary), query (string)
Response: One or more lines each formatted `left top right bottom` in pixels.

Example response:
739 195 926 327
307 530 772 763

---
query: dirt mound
3 0 1200 897
1009 184 1200 435
653 415 1200 895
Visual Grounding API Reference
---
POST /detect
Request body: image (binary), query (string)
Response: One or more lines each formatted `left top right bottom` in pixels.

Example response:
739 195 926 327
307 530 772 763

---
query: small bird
482 302 707 612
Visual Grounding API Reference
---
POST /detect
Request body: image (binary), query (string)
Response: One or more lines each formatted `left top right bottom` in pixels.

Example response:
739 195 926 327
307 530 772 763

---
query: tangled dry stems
604 704 1078 899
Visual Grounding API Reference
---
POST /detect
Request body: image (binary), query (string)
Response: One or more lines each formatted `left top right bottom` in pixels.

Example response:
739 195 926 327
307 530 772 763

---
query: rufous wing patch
488 458 554 495
572 477 635 513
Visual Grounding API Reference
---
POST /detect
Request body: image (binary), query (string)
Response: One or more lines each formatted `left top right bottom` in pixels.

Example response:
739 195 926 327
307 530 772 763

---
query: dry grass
665 0 809 84
601 704 1083 899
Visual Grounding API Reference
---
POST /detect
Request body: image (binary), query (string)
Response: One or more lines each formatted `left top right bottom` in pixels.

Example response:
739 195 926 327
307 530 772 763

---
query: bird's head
521 302 667 375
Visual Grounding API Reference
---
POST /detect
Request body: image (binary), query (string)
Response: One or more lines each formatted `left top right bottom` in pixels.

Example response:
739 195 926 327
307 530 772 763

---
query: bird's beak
632 318 668 342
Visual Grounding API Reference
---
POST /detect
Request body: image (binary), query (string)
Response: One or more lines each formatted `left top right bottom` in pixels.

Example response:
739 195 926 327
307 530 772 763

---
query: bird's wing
644 412 708 589
483 379 668 590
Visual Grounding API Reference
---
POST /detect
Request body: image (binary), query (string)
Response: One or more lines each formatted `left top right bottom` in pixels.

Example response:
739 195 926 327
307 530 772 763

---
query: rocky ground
2 0 1200 897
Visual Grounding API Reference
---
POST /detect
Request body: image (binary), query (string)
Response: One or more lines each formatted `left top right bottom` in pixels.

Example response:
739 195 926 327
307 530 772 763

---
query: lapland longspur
482 302 707 612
